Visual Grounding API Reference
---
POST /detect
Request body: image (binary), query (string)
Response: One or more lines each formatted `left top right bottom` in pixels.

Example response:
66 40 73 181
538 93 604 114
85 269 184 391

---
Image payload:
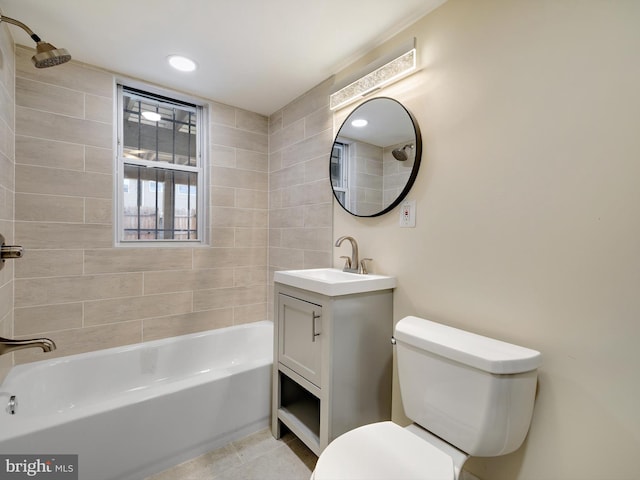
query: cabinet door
278 294 322 387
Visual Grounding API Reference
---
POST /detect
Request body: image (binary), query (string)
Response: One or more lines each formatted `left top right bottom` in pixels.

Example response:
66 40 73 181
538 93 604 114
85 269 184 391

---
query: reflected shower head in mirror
392 144 414 161
0 13 71 68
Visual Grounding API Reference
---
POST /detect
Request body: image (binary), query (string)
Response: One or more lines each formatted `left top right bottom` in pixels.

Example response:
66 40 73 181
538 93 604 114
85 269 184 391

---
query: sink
274 268 396 296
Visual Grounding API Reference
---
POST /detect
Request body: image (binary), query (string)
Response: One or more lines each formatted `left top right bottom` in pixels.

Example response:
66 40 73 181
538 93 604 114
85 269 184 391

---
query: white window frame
115 82 208 247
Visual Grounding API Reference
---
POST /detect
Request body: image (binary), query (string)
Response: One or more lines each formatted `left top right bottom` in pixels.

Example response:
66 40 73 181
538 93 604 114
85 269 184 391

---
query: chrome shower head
392 144 414 161
0 13 71 68
32 42 71 68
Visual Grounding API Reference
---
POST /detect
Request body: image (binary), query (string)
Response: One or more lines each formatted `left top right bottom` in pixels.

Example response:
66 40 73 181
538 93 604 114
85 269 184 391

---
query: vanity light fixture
330 39 417 111
167 55 197 72
141 111 162 122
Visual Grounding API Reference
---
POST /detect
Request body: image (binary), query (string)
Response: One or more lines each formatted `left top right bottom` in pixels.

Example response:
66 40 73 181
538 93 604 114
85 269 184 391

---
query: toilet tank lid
395 316 541 374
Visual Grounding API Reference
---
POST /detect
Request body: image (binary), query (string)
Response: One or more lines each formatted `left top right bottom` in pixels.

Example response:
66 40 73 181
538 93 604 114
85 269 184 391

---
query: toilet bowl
312 316 541 480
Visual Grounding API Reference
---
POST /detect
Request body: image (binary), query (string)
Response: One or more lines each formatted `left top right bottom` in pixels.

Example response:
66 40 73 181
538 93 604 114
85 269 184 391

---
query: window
116 84 206 243
330 142 349 206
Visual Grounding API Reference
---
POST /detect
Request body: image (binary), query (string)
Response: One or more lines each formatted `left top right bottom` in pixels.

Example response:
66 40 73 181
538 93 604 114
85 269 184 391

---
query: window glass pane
122 92 197 167
123 165 198 240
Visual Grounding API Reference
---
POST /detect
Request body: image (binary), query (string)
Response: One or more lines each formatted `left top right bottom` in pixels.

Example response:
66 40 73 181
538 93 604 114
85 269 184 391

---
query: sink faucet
0 337 56 356
335 236 359 273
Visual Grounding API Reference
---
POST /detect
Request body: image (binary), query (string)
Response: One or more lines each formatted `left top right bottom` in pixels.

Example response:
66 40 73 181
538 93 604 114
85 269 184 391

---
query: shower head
392 144 414 161
0 14 71 68
32 42 71 68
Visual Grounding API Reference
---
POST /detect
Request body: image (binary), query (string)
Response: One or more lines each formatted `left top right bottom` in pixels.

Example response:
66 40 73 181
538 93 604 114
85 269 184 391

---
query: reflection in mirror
330 97 421 217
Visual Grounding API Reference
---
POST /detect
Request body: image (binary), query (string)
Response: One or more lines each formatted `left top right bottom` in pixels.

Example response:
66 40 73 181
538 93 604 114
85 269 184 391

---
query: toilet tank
394 316 541 457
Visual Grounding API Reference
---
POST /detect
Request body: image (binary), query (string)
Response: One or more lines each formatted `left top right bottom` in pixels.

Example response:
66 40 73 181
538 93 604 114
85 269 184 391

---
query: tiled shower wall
267 78 334 318
0 24 15 378
12 45 269 363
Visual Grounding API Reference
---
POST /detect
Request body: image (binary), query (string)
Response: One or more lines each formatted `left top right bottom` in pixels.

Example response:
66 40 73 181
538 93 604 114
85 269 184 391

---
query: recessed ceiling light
167 55 197 72
351 118 368 127
141 111 162 122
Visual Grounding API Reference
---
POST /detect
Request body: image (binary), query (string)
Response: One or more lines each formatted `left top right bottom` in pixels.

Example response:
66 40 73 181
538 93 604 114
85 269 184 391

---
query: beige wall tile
15 193 84 222
16 222 112 249
236 109 268 134
210 145 236 167
211 166 268 191
0 281 12 320
0 116 14 160
234 303 268 324
85 94 112 123
211 124 268 153
16 76 84 118
84 248 193 274
14 321 141 364
15 249 84 279
234 266 268 287
236 150 268 172
85 197 112 224
210 102 236 126
0 151 14 191
281 129 333 168
236 189 268 209
15 135 84 170
235 228 268 247
269 118 305 154
269 163 305 191
193 285 267 312
14 303 83 335
211 207 267 229
282 77 333 127
210 186 235 207
269 207 304 228
16 164 112 198
85 146 113 174
84 292 193 326
0 70 14 129
142 309 234 342
15 273 143 307
193 247 265 269
209 228 235 247
281 227 331 251
143 268 234 295
17 106 112 148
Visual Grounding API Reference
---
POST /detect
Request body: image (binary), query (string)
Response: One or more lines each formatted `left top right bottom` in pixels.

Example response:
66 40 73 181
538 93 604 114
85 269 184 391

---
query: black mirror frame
330 97 422 218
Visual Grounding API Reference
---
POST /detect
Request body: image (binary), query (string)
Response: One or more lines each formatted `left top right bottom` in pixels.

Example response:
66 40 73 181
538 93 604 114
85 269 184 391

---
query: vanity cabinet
271 282 393 455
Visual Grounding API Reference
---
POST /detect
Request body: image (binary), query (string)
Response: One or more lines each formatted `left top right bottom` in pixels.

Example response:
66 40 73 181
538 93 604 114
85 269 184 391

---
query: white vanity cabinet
271 280 393 455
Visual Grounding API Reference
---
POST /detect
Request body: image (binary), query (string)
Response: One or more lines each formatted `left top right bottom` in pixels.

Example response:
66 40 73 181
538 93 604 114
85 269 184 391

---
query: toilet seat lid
313 422 455 480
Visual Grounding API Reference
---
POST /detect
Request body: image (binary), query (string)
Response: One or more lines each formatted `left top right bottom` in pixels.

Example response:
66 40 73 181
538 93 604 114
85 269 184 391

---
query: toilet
312 316 541 480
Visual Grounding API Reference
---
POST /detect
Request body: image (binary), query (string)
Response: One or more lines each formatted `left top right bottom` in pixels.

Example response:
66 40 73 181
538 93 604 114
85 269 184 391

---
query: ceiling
0 0 446 116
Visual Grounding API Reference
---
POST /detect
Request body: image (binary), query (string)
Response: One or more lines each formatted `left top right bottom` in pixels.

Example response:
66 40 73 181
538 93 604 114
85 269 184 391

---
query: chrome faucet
335 235 360 273
0 337 56 356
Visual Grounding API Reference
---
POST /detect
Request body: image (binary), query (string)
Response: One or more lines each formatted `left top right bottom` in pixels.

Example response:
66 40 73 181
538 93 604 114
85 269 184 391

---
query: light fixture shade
168 55 197 72
330 48 417 111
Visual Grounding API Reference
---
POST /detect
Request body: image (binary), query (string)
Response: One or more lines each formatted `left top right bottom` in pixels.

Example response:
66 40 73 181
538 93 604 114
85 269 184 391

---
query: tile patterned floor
145 429 317 480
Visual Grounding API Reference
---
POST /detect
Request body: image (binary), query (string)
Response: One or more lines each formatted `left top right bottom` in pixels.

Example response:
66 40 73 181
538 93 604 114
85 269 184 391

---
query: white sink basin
274 268 396 296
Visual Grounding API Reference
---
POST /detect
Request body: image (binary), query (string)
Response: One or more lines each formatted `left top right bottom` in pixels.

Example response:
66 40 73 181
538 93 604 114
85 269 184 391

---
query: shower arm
0 14 44 43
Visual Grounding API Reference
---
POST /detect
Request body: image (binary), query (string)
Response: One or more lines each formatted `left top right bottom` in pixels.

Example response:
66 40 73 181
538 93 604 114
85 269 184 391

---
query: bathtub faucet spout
0 336 56 356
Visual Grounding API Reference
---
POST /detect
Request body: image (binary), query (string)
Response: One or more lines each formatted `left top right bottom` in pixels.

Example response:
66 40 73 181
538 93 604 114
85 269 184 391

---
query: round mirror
330 97 422 217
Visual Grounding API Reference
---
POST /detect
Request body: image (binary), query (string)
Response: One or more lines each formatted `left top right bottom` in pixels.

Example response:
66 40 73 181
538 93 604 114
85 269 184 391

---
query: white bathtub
0 321 273 480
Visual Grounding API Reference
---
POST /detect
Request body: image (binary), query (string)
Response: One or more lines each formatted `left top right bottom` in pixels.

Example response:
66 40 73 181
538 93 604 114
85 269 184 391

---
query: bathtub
0 321 273 480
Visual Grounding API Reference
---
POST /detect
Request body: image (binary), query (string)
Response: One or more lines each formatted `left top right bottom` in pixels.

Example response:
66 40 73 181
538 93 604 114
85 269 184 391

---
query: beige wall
268 78 334 317
0 22 15 379
12 45 269 363
333 1 640 479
